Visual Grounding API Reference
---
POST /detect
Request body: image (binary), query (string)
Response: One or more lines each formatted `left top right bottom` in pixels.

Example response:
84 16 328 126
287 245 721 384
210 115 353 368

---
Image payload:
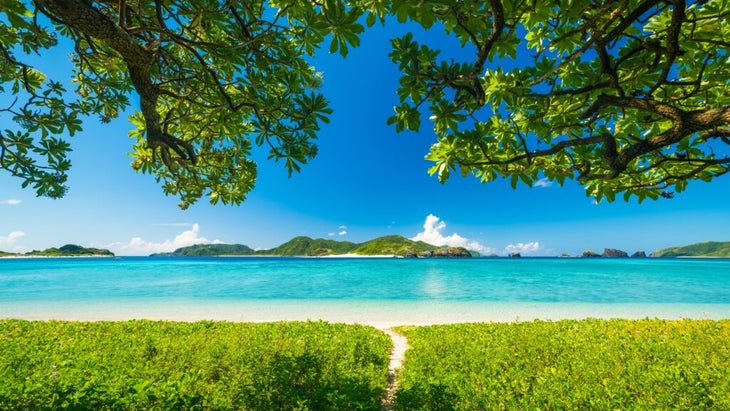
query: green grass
393 319 730 410
0 320 391 410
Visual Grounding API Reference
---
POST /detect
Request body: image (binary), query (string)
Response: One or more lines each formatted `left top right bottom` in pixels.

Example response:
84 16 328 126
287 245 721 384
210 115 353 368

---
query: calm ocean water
2 257 730 324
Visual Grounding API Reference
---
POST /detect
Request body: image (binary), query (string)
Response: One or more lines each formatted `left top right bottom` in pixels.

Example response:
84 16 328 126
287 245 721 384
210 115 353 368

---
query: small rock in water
602 248 629 258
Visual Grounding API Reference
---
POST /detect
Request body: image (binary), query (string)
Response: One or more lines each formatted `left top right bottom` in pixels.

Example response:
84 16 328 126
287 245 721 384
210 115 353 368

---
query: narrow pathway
381 328 409 411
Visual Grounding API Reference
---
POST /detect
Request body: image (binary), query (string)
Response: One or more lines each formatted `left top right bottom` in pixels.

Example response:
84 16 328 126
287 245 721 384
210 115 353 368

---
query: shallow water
2 257 730 325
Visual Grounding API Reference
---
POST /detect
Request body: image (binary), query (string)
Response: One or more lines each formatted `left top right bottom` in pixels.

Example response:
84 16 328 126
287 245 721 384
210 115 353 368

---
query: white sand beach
4 300 730 328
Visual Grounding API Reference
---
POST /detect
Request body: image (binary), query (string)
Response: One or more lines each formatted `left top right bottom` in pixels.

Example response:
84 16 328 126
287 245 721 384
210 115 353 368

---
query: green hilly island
4 240 727 258
0 244 114 257
652 241 730 257
153 235 474 258
264 236 358 256
156 243 255 256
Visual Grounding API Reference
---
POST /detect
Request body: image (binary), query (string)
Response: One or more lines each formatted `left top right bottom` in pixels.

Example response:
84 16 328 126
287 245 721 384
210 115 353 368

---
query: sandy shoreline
3 300 730 328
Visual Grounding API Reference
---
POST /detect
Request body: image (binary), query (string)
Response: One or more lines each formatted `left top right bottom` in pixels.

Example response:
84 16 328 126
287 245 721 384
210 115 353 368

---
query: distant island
2 240 728 259
577 242 730 258
151 235 475 258
651 241 730 258
154 239 730 258
579 249 647 258
0 244 114 257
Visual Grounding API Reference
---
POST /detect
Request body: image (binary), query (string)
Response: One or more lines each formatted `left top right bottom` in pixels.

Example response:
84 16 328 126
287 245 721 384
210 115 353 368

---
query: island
5 239 728 259
0 244 114 257
152 235 475 258
652 241 730 257
151 243 255 257
579 248 646 258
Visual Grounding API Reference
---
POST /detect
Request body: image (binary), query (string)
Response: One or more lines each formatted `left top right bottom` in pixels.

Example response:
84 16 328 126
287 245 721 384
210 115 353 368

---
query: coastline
4 300 730 328
0 255 119 260
309 253 397 258
0 255 115 259
204 254 399 258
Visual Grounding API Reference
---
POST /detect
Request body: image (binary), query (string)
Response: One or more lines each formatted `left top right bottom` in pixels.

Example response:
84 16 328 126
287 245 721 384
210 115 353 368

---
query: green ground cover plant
393 319 730 410
4 318 730 410
0 320 391 410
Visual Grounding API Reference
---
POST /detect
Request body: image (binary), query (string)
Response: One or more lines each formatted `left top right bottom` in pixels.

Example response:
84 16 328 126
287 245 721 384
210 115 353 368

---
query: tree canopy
2 0 729 207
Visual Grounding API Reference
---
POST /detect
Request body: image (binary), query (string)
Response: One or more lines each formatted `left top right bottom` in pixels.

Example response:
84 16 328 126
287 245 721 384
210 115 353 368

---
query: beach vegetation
2 318 730 409
392 319 730 410
3 1 729 206
0 320 391 410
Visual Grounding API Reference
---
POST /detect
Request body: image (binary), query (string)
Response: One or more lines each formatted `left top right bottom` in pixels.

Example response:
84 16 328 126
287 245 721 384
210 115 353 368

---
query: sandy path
381 328 409 410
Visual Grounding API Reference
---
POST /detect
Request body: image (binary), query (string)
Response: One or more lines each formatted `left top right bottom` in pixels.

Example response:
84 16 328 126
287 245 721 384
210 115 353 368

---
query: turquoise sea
2 257 730 325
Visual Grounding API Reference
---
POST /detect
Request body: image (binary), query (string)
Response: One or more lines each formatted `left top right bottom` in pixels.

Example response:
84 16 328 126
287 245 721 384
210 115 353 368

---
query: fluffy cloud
411 214 494 254
0 199 21 205
0 230 25 247
504 242 542 256
113 224 219 255
534 178 553 188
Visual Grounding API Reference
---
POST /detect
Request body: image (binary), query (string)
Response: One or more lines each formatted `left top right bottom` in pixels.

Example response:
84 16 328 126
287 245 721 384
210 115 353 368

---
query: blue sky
1 19 729 256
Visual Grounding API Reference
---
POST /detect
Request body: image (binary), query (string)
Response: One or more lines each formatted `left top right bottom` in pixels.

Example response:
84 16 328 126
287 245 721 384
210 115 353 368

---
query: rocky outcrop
602 248 628 258
508 252 521 258
419 247 472 258
579 249 647 258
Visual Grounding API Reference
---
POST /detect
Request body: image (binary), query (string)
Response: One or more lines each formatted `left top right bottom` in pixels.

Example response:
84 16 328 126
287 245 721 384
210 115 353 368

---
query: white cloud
0 199 21 205
0 230 25 247
328 225 348 237
411 214 494 254
534 178 553 188
112 223 218 255
504 242 542 256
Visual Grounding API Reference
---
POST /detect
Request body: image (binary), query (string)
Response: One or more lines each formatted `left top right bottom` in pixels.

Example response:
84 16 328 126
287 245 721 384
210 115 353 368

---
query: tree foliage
387 0 730 202
1 0 729 206
2 0 352 207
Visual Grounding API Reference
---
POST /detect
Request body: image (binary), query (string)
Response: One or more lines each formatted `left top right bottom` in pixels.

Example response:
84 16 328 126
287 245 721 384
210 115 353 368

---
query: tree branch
463 135 604 167
35 0 200 166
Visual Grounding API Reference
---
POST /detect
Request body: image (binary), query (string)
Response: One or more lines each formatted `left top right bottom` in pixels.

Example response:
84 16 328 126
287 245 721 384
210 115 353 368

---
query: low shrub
393 319 730 410
0 320 391 410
